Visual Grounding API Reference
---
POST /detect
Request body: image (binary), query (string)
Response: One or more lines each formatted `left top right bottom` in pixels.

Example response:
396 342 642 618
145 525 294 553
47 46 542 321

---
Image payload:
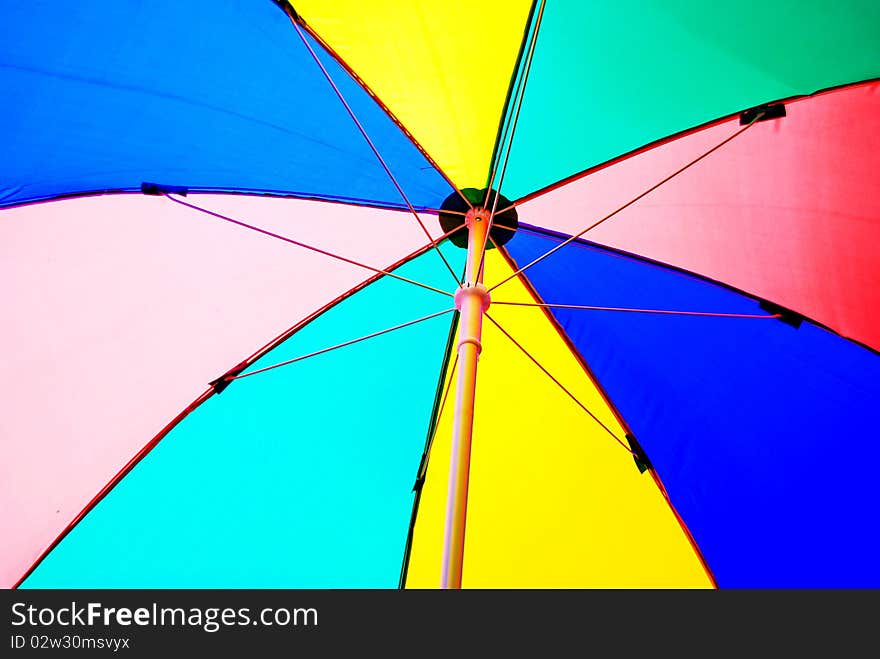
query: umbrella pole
441 208 491 589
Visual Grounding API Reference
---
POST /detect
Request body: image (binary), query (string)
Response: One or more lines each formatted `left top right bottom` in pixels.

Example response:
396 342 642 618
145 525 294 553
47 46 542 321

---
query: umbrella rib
165 194 456 298
484 0 544 200
294 17 475 215
484 0 536 198
398 352 460 589
289 18 462 285
423 207 468 217
492 300 782 319
224 308 456 382
484 312 637 456
417 353 459 484
478 0 548 280
487 111 766 293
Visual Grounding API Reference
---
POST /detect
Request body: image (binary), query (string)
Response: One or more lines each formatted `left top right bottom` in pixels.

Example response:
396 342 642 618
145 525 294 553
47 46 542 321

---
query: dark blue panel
506 227 880 588
0 1 450 210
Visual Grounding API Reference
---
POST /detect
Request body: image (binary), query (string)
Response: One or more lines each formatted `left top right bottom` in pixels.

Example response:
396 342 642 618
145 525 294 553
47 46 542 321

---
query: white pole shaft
441 210 490 589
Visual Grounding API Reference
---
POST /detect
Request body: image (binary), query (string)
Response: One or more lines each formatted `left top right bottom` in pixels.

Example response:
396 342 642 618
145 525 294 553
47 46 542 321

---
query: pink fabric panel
517 82 880 350
0 193 446 587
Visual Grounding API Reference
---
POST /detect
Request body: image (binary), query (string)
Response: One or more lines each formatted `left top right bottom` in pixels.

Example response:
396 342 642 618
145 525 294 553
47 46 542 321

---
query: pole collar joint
456 336 483 354
454 283 491 312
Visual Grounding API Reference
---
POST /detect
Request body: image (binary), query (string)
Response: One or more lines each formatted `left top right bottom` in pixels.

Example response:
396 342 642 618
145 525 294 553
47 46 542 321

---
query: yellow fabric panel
406 251 714 588
294 0 533 191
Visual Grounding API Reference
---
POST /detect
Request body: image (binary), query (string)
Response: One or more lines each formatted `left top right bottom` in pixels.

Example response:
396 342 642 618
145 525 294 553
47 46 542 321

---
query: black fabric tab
412 473 425 493
626 433 652 474
759 300 803 329
740 103 786 125
271 1 299 20
141 182 188 196
209 361 249 394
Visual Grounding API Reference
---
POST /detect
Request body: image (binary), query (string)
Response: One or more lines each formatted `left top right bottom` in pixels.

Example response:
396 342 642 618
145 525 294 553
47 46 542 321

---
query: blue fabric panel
505 227 880 588
0 1 450 210
21 244 464 588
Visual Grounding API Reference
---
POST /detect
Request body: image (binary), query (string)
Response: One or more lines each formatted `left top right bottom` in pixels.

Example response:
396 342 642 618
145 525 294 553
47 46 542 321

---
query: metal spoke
488 112 766 293
492 300 781 319
225 308 456 382
290 17 461 284
166 194 458 298
484 313 636 456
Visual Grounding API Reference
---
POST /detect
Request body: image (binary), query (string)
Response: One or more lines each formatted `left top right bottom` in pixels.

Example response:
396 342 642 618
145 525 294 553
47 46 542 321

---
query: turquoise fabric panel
22 244 464 587
501 0 880 199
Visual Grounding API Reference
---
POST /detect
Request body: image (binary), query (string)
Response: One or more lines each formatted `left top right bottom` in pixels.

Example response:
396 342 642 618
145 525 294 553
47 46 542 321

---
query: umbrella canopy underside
3 0 879 588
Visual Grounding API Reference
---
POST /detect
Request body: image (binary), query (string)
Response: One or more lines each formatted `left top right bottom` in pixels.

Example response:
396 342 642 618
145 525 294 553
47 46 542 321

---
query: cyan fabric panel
22 244 464 587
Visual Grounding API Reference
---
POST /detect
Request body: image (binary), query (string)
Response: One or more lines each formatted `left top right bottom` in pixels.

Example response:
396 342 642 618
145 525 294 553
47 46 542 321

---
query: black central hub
438 188 519 249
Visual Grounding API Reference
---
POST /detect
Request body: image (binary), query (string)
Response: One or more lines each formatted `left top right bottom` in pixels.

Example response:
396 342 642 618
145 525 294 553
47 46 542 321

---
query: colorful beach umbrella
2 1 879 589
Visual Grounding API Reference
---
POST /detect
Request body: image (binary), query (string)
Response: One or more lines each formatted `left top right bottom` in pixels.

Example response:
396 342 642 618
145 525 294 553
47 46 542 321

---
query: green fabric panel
501 0 880 199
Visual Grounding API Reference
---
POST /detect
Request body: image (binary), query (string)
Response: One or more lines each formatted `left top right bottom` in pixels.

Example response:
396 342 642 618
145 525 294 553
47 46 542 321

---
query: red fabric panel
518 81 880 350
